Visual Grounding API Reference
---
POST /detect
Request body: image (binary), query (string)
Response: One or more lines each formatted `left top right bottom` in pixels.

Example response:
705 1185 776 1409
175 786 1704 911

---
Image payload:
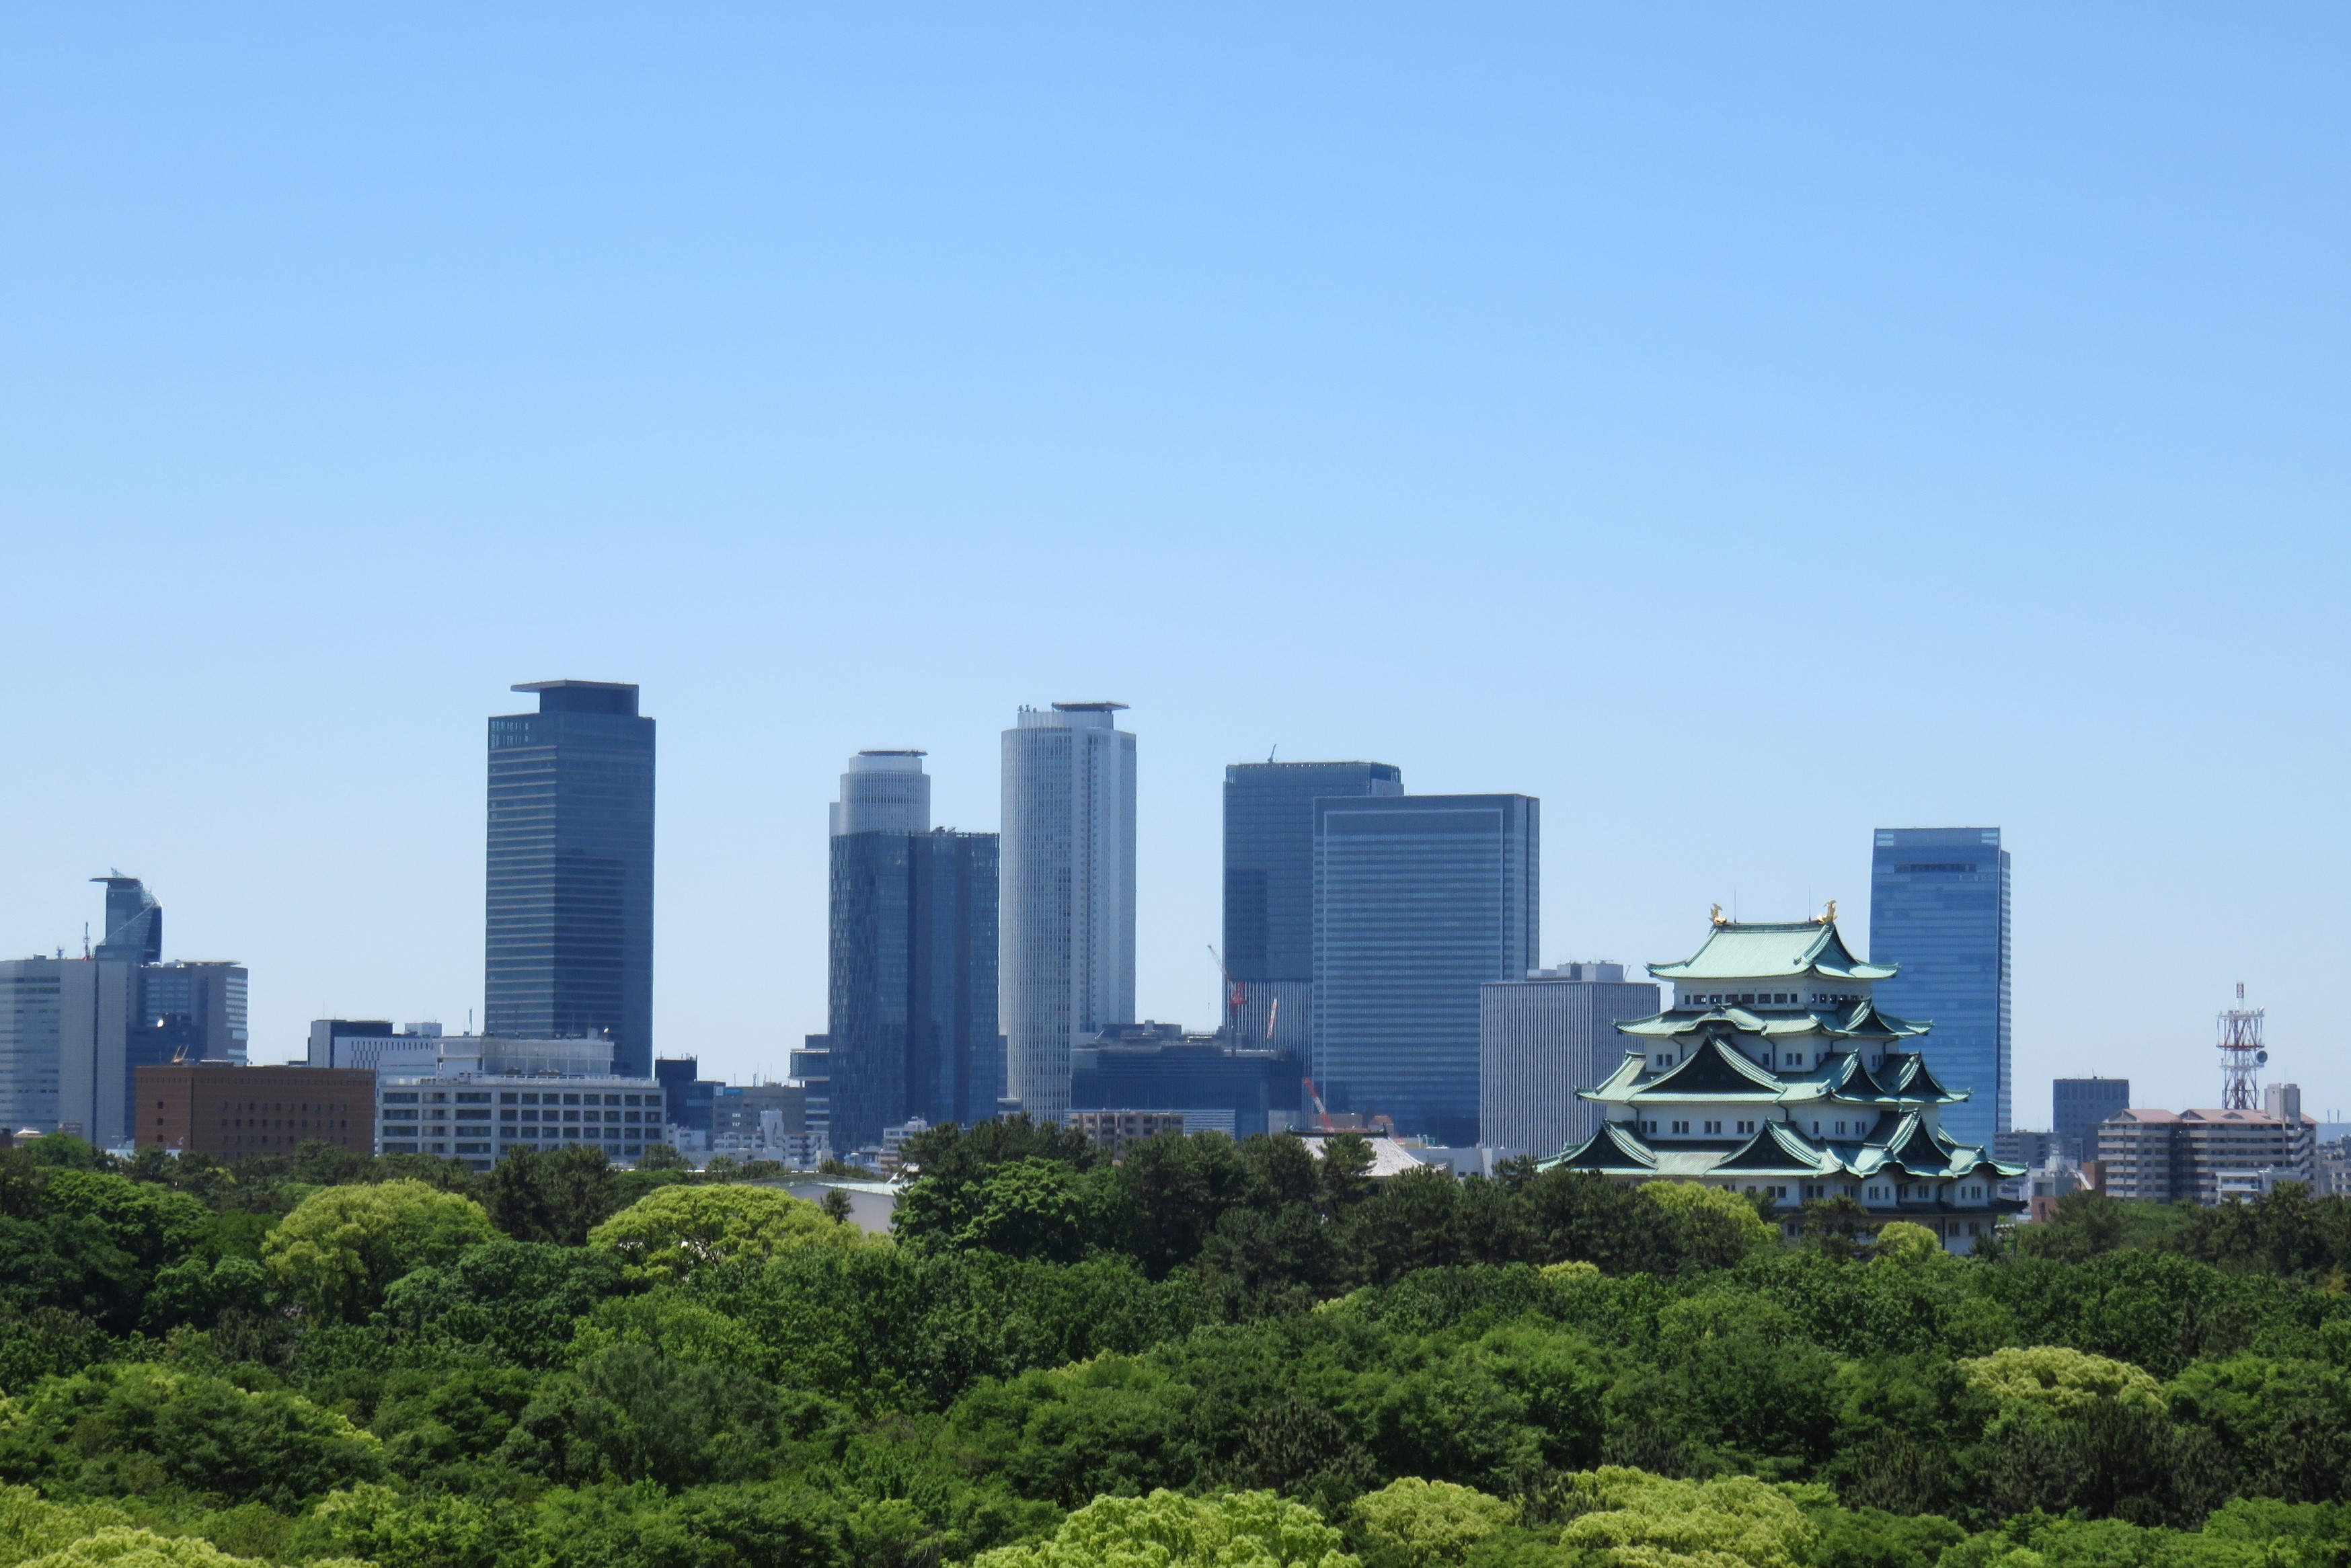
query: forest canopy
5 1126 2351 1568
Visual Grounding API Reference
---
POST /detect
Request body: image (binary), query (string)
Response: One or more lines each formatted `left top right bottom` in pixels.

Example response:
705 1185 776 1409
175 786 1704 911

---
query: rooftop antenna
1267 745 1278 764
2217 982 2266 1111
81 923 89 959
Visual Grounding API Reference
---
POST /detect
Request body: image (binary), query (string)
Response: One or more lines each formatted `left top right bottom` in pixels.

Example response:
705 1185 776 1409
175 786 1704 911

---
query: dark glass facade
1069 1039 1303 1138
2053 1076 2131 1163
486 681 655 1076
1869 827 2011 1150
655 1056 720 1137
1223 762 1403 982
1312 794 1539 1146
829 829 1000 1150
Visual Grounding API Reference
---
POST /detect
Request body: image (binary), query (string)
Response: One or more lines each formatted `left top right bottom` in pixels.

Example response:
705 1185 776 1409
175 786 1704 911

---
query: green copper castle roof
1539 1107 2024 1187
1649 919 1897 983
1582 1037 1964 1107
1617 997 1930 1044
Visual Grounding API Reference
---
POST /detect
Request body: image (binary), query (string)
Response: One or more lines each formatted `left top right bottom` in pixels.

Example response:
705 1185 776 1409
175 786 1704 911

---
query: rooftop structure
1545 912 2024 1252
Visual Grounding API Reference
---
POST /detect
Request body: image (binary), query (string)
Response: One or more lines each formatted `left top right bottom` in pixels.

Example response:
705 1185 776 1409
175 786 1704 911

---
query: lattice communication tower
2217 982 2268 1111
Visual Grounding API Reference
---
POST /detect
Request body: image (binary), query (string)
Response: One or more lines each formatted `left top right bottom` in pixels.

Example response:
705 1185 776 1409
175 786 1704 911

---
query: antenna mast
2217 982 2267 1111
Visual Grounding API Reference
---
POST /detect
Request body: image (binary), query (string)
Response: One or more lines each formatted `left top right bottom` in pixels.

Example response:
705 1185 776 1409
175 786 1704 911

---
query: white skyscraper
1001 701 1136 1124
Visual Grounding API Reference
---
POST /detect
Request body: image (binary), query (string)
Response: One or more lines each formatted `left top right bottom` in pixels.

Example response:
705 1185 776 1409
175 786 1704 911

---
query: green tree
1959 1347 2164 1413
377 1237 625 1368
0 1486 134 1564
1116 1132 1262 1279
972 1488 1360 1568
941 1159 1120 1264
482 1145 622 1245
262 1179 496 1317
1547 1467 1818 1568
1317 1135 1379 1217
2014 1191 2134 1263
496 1343 781 1489
1874 1222 1947 1265
0 1362 384 1509
1800 1195 1874 1261
38 1172 208 1273
892 1116 1104 1248
17 1528 251 1568
588 1183 876 1280
636 1143 690 1173
1637 1181 1775 1269
1348 1477 1516 1567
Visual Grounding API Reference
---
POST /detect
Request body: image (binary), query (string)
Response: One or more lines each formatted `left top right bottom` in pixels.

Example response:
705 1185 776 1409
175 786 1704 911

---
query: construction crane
1205 945 1247 1039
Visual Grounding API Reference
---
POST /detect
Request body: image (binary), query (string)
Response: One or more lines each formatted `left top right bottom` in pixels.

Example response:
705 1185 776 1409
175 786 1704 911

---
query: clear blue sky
3 5 2344 1120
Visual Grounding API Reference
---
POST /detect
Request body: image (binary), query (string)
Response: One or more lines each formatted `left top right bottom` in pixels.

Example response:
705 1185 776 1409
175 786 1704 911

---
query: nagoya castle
1544 906 2024 1251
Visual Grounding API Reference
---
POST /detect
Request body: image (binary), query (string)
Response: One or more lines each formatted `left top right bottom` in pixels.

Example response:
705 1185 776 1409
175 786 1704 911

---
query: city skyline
5 692 2340 1128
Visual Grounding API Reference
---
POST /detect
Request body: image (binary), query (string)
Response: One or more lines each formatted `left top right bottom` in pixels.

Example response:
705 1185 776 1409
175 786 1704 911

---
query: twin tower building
828 701 1537 1152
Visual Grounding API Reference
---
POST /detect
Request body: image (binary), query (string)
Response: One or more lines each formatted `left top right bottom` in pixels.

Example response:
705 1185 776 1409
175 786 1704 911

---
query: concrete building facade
2096 1103 2316 1204
1479 963 1661 1157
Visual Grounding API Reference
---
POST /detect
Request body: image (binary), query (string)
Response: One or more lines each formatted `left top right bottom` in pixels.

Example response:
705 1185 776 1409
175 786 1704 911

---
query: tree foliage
11 1128 2351 1568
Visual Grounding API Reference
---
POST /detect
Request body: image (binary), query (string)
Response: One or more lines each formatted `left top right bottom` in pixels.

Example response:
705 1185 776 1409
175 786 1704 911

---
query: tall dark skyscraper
1221 761 1401 1056
1870 826 2011 1150
828 752 1001 1151
1313 793 1539 1146
486 680 656 1076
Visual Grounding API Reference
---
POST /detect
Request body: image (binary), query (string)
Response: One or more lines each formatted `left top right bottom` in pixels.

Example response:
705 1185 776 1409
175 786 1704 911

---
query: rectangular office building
486 680 656 1076
1314 793 1539 1147
138 1062 374 1157
828 751 1001 1148
2054 1076 2130 1163
1222 761 1402 1057
379 1071 666 1171
1870 828 2011 1150
1069 1023 1304 1138
1479 963 1660 1157
0 957 139 1147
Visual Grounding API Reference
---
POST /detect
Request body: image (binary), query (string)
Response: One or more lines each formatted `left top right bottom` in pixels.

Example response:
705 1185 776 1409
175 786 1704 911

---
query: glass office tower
486 681 656 1076
1870 827 2011 1150
1313 793 1539 1146
1222 761 1401 1056
828 753 1001 1149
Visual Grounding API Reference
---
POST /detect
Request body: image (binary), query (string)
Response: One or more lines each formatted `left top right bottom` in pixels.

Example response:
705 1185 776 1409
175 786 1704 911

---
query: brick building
137 1063 374 1157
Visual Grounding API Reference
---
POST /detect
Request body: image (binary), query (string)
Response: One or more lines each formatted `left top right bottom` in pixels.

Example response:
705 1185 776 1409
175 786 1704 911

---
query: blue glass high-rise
1869 827 2011 1149
486 681 656 1076
828 751 1001 1150
830 828 1001 1149
1224 762 1403 982
1312 793 1539 1146
1223 760 1402 1056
